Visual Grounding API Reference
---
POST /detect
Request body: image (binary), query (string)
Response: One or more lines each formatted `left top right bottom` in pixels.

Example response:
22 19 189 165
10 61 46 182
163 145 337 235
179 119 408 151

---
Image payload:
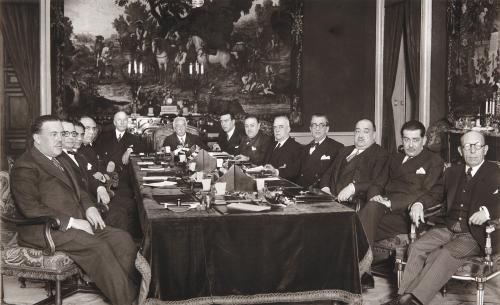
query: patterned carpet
2 275 500 305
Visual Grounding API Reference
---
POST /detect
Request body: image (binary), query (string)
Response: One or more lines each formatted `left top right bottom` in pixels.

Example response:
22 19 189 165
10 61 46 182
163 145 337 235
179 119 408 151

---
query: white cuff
410 202 424 211
479 206 491 220
67 217 74 230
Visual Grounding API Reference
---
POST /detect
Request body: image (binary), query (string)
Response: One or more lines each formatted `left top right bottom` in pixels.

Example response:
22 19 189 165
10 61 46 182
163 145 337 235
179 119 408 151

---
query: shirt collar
115 130 125 138
466 160 484 177
278 137 289 146
314 137 326 145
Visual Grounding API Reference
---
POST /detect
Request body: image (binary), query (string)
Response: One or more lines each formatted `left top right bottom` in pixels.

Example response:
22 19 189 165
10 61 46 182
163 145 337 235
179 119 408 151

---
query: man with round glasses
384 130 499 305
296 114 343 188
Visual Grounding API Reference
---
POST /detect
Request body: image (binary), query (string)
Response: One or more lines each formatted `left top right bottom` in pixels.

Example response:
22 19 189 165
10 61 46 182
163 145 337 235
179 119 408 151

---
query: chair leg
442 284 447 297
55 280 62 305
476 282 485 305
396 259 403 288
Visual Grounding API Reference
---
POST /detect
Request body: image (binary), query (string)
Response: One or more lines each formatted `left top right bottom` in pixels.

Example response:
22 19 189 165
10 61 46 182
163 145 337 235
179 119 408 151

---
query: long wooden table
131 157 371 305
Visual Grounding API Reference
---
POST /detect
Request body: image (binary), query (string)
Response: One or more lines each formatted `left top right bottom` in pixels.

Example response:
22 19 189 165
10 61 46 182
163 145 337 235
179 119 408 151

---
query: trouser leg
58 227 139 305
358 201 389 247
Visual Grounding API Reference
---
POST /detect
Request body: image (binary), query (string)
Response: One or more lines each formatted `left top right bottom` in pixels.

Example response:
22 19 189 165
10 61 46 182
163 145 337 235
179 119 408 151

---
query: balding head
354 119 376 149
113 111 128 132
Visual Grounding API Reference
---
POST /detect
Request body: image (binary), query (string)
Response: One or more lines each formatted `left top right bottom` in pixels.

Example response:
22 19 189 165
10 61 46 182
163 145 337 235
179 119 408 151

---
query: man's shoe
361 273 374 290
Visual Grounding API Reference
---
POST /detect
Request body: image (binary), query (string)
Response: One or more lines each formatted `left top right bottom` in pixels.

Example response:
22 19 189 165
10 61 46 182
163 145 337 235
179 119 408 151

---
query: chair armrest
1 215 60 255
409 203 445 242
484 219 499 264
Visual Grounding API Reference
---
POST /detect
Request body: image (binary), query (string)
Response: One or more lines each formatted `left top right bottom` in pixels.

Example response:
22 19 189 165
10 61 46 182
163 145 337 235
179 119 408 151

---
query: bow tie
66 151 76 155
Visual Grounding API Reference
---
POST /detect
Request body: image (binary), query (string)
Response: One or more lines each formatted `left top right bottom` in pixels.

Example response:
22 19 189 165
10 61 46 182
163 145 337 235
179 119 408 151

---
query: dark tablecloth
132 159 371 305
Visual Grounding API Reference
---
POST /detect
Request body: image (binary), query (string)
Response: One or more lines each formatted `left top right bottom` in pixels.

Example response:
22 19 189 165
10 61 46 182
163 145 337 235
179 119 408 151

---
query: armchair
152 123 201 152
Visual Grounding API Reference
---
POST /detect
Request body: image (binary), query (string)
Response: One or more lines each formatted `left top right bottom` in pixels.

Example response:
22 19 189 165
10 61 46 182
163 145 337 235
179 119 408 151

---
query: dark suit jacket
162 132 207 151
61 151 103 199
433 162 500 250
381 148 444 212
217 126 244 155
297 137 343 187
77 144 102 174
320 143 389 198
10 147 95 248
266 137 303 182
95 129 144 171
238 131 273 165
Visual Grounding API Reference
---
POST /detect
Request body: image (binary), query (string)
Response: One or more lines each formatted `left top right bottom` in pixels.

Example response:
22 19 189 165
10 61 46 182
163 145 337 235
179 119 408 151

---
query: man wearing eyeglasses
11 115 140 305
359 120 444 250
264 116 303 181
384 130 499 305
296 114 343 188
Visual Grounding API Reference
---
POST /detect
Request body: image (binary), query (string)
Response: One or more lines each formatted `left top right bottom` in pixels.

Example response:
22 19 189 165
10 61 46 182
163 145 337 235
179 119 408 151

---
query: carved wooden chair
152 123 201 152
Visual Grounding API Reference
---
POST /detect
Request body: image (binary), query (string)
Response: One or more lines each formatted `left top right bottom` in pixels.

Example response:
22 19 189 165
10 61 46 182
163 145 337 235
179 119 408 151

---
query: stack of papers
138 161 154 165
140 167 165 171
143 176 175 181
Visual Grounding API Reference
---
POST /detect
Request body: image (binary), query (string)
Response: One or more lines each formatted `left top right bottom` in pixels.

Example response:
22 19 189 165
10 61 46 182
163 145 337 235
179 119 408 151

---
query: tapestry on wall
50 0 304 129
447 0 500 116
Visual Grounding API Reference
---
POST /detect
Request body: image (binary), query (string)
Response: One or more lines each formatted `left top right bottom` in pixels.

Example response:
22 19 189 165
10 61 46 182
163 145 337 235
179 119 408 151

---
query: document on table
143 176 176 181
138 161 154 165
226 202 271 212
143 181 177 187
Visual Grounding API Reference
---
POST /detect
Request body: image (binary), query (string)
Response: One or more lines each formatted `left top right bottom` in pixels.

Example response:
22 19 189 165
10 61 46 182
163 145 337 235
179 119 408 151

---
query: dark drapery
382 2 404 153
0 2 40 120
403 0 421 119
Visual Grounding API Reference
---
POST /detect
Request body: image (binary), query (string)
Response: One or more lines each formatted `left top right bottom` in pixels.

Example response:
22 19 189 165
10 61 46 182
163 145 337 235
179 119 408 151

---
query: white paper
245 165 265 173
143 181 177 187
140 167 165 171
137 161 154 165
227 202 271 212
142 176 176 181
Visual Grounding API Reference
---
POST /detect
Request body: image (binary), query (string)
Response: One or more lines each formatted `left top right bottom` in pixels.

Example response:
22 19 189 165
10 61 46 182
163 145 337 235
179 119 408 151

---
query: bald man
383 131 500 305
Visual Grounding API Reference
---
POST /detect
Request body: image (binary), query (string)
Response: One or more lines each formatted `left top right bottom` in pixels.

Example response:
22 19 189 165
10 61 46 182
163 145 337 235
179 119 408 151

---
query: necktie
309 142 319 155
346 149 359 162
402 155 412 164
466 167 473 182
117 133 122 141
51 157 65 172
66 150 75 155
275 143 281 150
179 137 185 146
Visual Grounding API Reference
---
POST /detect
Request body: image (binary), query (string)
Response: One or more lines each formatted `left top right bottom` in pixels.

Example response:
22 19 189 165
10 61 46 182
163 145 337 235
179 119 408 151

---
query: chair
152 123 201 152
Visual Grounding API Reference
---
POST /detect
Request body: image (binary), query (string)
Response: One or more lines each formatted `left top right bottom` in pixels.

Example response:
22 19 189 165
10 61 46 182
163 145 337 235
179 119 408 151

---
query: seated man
212 111 244 155
383 131 499 305
95 111 144 192
78 116 104 178
264 116 303 182
359 120 444 247
162 116 207 154
297 114 343 188
320 119 388 203
236 115 273 165
11 115 139 305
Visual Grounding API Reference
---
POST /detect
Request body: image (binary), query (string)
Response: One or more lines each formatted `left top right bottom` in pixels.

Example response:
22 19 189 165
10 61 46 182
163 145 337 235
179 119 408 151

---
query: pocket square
320 155 330 160
251 146 257 151
87 163 92 170
494 189 499 195
279 164 287 169
416 167 426 174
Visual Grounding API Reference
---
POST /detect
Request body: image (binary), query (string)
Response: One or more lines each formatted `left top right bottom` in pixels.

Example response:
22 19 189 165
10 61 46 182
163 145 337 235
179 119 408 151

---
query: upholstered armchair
152 123 200 152
0 170 81 305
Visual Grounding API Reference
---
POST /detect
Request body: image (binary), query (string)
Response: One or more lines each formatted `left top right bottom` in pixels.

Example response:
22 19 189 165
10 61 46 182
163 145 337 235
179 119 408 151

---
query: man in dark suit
236 115 273 165
162 116 207 153
297 114 343 187
320 119 388 202
11 115 139 305
359 120 444 247
212 111 244 155
78 116 102 176
95 111 144 175
383 131 499 305
264 116 303 182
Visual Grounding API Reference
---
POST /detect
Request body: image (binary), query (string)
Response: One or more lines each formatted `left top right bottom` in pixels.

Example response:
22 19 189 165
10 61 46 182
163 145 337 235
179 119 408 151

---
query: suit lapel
446 165 465 212
58 154 82 201
31 148 74 191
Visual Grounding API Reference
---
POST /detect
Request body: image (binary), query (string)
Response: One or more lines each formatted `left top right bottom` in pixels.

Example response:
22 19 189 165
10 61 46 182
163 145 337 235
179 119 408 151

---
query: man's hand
235 154 250 162
106 161 115 173
85 207 106 230
370 195 391 209
321 187 332 195
211 143 221 152
337 183 355 202
410 203 425 228
264 164 279 176
71 219 94 235
122 148 133 165
469 210 489 226
96 186 110 205
93 171 105 182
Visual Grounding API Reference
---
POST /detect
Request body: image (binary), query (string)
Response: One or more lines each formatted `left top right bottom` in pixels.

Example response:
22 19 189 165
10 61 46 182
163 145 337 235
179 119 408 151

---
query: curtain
403 0 421 119
0 2 40 121
382 2 404 153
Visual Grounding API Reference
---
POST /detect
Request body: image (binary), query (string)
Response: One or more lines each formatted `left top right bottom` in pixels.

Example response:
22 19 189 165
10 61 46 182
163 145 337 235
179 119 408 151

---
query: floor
2 274 499 305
